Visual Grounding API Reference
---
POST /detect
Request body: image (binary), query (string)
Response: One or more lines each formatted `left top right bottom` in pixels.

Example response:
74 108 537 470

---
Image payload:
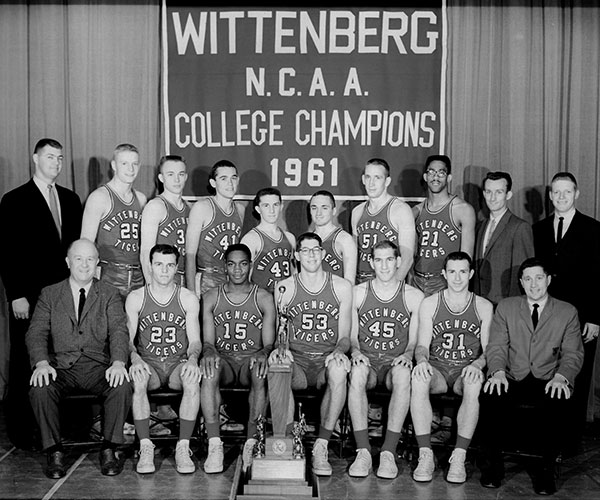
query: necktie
78 288 86 323
532 303 539 329
556 216 564 245
48 185 61 239
482 218 497 255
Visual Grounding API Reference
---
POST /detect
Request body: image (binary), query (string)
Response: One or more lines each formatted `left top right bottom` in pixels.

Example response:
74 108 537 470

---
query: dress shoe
533 467 557 495
45 450 66 479
100 448 123 476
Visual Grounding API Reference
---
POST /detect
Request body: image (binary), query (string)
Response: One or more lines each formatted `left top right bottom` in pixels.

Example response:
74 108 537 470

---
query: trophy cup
250 286 305 480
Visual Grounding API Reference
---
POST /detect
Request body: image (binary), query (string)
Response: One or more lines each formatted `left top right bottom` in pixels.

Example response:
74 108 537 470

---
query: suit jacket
486 295 584 386
533 210 600 326
0 179 82 303
25 278 129 369
473 210 534 305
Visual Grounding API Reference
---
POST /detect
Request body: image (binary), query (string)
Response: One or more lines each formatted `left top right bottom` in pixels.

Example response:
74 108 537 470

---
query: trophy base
231 455 320 500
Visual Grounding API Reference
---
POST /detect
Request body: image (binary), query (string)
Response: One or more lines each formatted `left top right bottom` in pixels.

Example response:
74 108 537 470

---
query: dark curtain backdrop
1 1 599 415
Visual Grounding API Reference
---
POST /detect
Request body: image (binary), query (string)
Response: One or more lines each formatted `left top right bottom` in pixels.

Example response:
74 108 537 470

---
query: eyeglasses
298 247 323 256
426 169 448 178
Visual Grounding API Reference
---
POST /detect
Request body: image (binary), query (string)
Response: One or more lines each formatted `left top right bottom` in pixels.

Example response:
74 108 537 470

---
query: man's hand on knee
30 361 57 387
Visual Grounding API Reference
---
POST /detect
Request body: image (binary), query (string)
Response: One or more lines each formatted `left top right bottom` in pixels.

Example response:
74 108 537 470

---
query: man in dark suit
26 239 132 478
473 172 534 306
0 138 82 449
479 258 584 494
533 172 600 447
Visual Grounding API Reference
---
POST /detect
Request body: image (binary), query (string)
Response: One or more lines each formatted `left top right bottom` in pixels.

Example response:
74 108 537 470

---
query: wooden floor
1 402 600 500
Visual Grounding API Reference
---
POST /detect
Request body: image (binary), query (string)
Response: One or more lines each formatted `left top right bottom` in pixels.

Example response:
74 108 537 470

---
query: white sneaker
377 450 398 479
242 438 257 471
413 448 435 482
204 439 224 473
446 448 467 483
175 440 195 474
136 440 155 474
311 438 332 476
349 448 372 477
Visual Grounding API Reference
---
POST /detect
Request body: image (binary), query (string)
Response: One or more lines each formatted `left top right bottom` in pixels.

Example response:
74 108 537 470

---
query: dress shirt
69 279 92 321
33 175 62 225
553 208 575 242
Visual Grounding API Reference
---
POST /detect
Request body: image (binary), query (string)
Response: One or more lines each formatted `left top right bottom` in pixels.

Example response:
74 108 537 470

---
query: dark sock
46 444 64 454
381 430 401 454
353 429 371 451
455 434 471 451
415 433 431 449
205 421 220 440
134 418 150 440
101 440 116 451
318 426 333 441
179 418 196 441
247 421 257 439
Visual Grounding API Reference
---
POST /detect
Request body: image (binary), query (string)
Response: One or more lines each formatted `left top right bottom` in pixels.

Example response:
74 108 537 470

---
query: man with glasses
270 232 353 477
412 155 476 296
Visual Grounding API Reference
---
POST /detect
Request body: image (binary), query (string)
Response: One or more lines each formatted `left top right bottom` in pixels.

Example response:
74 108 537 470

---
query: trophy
250 286 305 480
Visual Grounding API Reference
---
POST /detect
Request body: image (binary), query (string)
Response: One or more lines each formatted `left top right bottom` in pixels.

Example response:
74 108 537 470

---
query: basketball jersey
156 196 190 274
196 197 242 271
357 281 411 364
212 284 263 355
97 184 142 265
430 291 482 366
286 273 340 360
137 285 188 362
414 196 461 275
320 227 344 278
250 228 294 294
356 198 400 276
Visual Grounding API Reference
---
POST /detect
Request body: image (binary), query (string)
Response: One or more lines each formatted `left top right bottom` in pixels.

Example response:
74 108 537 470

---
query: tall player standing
140 155 190 287
309 190 357 284
185 160 244 296
81 143 147 297
241 187 296 294
412 155 475 296
351 158 415 284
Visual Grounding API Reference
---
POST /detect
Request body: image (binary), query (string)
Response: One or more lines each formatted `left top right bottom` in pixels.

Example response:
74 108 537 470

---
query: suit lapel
519 297 534 333
537 296 553 331
60 280 78 326
483 211 511 257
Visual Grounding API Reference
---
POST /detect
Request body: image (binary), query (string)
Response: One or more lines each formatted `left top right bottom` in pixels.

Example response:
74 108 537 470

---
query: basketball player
126 244 201 474
270 232 353 477
412 155 476 296
351 158 415 284
410 251 492 484
140 155 190 287
185 160 244 296
200 243 276 473
241 187 296 293
309 190 357 283
347 240 424 478
81 143 147 297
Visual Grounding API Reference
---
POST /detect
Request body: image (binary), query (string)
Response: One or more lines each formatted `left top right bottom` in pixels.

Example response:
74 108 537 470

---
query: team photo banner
164 4 445 198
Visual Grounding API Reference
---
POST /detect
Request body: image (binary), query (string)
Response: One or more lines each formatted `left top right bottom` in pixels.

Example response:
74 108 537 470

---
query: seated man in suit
126 244 202 475
26 239 132 479
473 171 534 307
479 257 584 495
